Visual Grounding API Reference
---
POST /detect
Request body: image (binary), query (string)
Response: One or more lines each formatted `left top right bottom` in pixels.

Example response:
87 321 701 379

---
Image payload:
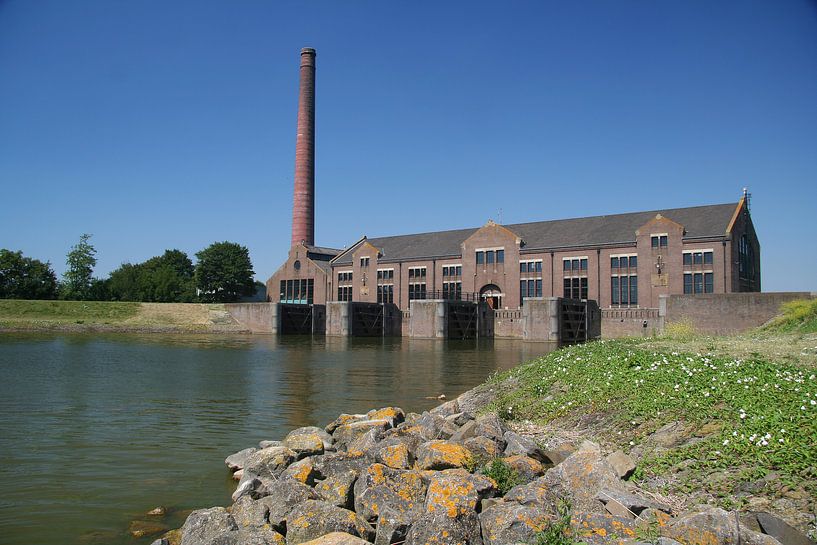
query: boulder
375 442 412 469
230 495 269 530
647 421 690 449
607 450 637 480
325 413 367 434
503 477 553 506
571 512 639 544
347 427 385 456
315 470 357 509
405 510 483 545
207 527 285 545
284 426 332 457
300 533 373 545
449 420 478 443
456 384 499 415
225 447 257 472
240 446 297 483
542 441 577 466
463 436 502 460
241 478 318 532
258 440 283 449
334 419 392 448
540 441 619 513
429 398 461 417
664 508 783 545
410 412 447 441
416 440 472 470
286 500 375 545
595 488 672 515
473 414 508 445
479 502 551 545
503 431 549 464
374 506 419 545
755 512 814 545
445 411 475 427
281 457 317 485
311 451 371 482
501 455 546 482
366 406 406 427
425 472 481 517
179 507 237 545
353 463 427 522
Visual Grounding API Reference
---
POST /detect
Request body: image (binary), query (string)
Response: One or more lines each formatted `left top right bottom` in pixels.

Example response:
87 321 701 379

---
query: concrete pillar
326 301 350 336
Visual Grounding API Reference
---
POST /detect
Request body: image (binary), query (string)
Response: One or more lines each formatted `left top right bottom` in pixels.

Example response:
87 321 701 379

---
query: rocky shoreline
151 382 813 545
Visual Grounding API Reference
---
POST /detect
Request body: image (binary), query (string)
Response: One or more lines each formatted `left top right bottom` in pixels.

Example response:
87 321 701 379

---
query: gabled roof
332 202 740 265
306 244 341 256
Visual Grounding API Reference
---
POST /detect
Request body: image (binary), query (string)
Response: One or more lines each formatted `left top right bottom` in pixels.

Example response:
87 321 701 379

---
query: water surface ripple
0 332 552 545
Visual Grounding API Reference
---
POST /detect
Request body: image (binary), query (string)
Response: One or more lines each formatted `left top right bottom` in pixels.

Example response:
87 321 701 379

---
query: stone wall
601 308 661 338
493 308 524 338
660 292 814 335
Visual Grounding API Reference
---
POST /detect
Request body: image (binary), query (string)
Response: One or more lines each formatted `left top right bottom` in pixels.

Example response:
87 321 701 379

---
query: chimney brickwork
291 47 316 247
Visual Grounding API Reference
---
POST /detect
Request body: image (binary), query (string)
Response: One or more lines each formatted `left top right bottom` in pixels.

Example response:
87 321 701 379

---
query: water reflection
0 332 555 545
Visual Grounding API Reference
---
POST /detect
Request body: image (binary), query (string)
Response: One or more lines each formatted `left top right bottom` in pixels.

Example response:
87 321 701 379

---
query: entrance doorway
480 284 503 310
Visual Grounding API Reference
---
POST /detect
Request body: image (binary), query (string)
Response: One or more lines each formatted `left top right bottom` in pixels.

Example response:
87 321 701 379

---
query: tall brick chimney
291 47 316 247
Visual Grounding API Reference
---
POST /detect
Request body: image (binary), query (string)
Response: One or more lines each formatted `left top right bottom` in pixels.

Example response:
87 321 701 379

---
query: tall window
359 257 370 267
520 279 543 301
376 268 394 304
562 256 588 300
684 272 714 294
337 270 353 301
442 265 462 277
476 248 504 267
442 281 462 300
610 254 637 306
280 279 314 304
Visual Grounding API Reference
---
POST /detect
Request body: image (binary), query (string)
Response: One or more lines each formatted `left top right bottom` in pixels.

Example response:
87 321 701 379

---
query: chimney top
301 47 316 56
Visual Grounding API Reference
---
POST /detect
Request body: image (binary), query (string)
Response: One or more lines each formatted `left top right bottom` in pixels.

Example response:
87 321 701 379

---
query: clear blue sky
1 1 815 291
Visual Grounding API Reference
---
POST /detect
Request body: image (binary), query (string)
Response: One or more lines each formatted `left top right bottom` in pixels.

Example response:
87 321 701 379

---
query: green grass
530 500 578 545
0 299 140 326
489 339 817 498
763 299 817 333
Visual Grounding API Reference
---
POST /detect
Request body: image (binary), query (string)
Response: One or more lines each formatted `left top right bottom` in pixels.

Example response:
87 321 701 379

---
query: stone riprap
157 386 808 545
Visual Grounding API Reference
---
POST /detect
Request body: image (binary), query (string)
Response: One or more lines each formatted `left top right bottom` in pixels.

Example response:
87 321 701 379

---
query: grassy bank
488 303 817 519
0 300 242 332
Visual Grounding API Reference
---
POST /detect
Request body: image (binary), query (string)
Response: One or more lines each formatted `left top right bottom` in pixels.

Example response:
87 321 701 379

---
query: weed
531 499 577 545
480 458 522 495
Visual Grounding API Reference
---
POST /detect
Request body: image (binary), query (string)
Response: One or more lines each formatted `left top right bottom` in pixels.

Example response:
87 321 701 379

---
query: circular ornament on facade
294 260 301 270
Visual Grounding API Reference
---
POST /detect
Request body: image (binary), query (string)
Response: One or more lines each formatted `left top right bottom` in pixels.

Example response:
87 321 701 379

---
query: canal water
0 332 554 545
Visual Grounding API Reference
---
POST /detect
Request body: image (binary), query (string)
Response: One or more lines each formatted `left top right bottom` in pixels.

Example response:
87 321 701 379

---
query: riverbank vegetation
0 300 239 331
488 306 817 525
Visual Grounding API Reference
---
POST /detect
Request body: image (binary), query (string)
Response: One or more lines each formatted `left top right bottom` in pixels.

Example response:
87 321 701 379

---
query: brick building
266 49 760 313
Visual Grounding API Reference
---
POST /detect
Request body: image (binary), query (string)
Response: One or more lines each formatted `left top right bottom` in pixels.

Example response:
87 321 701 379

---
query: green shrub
480 458 522 495
531 499 576 545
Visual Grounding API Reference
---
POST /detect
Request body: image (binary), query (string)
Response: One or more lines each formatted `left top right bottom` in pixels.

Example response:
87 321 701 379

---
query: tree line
0 234 260 303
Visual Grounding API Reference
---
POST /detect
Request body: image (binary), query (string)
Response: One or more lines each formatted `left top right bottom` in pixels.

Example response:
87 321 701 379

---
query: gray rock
607 450 637 480
311 451 371 482
333 419 392 448
225 447 257 472
429 398 461 417
406 510 483 545
365 406 406 427
240 446 296 483
445 411 475 427
473 414 508 445
286 500 375 544
284 426 332 457
353 463 427 523
463 436 503 459
299 533 373 545
280 456 317 485
415 440 473 470
456 384 499 415
315 470 357 509
479 502 551 545
501 454 546 483
503 431 549 463
425 472 481 516
258 440 282 449
374 506 418 545
180 507 238 545
150 539 169 545
541 441 576 466
347 427 385 454
648 421 689 448
665 508 783 545
410 412 447 441
596 488 672 515
208 527 284 545
325 413 367 434
604 498 635 519
255 478 319 530
450 420 478 443
756 512 814 545
572 512 638 544
541 441 619 514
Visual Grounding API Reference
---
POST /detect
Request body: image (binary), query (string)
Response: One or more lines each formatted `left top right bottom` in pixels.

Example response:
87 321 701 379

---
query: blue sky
1 1 815 291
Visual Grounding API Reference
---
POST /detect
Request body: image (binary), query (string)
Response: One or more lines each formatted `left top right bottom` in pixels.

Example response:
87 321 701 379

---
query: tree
61 234 97 300
195 241 255 302
0 249 58 300
107 249 195 303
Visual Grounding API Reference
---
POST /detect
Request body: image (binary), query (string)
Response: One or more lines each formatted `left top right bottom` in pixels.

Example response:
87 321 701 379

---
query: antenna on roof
743 187 752 212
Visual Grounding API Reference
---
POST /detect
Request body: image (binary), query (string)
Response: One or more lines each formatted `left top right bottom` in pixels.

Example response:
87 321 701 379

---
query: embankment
0 300 249 333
